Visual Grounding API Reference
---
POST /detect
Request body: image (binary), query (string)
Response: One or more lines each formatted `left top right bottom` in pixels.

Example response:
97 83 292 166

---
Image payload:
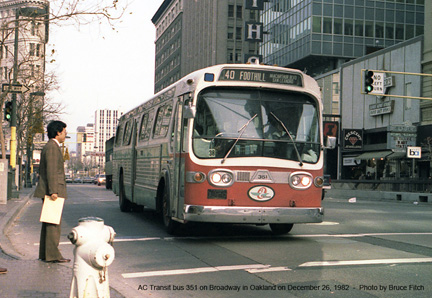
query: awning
356 151 392 160
386 151 407 159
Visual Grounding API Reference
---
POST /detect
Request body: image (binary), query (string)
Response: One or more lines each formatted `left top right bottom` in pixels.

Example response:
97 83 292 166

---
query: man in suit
34 120 70 263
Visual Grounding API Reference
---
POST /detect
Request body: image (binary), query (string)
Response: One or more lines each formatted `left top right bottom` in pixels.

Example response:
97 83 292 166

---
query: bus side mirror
325 136 337 149
184 105 196 118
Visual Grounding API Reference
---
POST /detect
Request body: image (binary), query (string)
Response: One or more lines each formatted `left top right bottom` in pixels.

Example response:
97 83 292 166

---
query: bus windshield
192 88 321 163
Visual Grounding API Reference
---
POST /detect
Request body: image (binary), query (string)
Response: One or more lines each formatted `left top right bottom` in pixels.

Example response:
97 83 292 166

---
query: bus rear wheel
269 223 294 235
119 174 131 212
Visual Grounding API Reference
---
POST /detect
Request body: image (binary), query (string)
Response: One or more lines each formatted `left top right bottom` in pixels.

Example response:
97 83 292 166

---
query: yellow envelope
40 195 65 225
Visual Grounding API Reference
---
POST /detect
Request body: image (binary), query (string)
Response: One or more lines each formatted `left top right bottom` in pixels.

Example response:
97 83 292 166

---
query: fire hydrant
68 217 116 298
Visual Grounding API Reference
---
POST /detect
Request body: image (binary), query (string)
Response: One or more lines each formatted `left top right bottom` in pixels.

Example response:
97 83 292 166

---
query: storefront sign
324 121 339 138
387 125 417 151
245 0 265 10
407 146 421 158
343 129 363 150
343 157 361 166
244 0 264 62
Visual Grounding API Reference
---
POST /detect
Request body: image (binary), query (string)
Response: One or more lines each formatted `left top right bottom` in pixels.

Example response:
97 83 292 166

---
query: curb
0 190 33 260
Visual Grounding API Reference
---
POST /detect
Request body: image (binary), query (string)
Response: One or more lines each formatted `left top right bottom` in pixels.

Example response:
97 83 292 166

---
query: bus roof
120 63 320 121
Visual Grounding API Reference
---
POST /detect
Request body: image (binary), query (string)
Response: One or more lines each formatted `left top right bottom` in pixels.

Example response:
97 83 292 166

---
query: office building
76 123 95 162
152 0 262 92
261 0 425 77
94 109 119 169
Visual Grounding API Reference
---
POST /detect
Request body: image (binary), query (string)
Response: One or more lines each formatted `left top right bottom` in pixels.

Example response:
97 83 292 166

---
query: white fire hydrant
68 217 116 298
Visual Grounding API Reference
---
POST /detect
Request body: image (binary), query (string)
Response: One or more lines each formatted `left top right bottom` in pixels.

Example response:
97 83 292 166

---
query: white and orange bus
112 61 335 234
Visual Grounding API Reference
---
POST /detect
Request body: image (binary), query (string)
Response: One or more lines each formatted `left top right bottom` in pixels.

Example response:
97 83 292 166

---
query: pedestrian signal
364 70 374 94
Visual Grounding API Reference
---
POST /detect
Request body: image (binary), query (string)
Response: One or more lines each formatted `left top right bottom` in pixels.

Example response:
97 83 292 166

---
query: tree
0 0 128 188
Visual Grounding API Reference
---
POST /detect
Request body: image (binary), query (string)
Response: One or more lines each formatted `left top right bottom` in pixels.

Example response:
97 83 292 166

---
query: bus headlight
208 169 234 187
289 172 312 189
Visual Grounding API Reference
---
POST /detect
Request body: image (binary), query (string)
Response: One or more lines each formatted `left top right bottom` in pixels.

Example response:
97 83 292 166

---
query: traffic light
364 69 374 93
4 101 12 121
82 133 87 142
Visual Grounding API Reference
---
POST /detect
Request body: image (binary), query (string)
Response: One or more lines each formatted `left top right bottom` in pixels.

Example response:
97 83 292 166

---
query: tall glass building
261 0 425 77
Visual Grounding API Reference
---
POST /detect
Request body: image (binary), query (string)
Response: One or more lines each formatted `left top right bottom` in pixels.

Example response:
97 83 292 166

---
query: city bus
112 60 335 234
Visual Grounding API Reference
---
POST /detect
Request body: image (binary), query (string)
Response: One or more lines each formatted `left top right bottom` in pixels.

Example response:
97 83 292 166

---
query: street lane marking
291 232 432 238
122 264 270 279
114 237 160 242
304 221 339 225
57 237 160 246
246 266 292 273
299 258 432 267
122 257 432 279
53 232 432 246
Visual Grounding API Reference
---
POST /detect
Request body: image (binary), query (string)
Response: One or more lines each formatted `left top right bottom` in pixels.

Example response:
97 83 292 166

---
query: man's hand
51 193 58 201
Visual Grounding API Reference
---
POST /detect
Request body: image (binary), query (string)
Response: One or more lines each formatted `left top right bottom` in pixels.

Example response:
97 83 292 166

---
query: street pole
9 9 20 197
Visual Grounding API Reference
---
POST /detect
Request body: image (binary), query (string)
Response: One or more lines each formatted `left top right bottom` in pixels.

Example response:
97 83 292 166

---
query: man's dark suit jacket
35 139 67 199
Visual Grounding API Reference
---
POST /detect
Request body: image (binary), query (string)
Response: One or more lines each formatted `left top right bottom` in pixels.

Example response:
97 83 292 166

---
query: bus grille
236 171 250 182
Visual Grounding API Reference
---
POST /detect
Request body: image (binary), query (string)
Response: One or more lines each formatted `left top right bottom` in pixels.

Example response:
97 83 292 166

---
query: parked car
65 176 73 183
74 177 82 183
97 174 106 186
82 176 93 184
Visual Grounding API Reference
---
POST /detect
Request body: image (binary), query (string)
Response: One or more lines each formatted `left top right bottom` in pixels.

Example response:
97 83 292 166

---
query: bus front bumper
183 205 324 224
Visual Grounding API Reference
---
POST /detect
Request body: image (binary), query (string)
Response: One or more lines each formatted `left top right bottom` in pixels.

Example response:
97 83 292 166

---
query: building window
365 21 374 37
334 18 343 35
29 43 42 57
344 19 353 36
395 24 404 40
236 5 242 19
323 18 332 34
236 27 242 40
228 5 234 18
228 27 233 39
375 22 384 38
386 23 394 39
355 20 363 37
312 16 321 33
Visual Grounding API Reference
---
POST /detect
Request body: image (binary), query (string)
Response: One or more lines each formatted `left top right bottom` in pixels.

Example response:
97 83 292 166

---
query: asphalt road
6 184 432 298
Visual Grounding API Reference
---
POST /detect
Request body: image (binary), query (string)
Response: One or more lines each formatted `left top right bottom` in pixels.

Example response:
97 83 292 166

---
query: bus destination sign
219 68 303 87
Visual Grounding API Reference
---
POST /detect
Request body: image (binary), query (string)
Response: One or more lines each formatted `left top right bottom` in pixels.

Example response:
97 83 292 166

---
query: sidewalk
0 187 124 298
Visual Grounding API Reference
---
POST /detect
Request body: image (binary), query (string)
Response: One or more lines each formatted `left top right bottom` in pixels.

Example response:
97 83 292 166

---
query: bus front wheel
162 183 179 235
269 223 294 235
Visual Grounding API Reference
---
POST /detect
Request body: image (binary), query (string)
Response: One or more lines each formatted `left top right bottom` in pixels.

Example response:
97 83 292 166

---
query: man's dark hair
47 120 67 139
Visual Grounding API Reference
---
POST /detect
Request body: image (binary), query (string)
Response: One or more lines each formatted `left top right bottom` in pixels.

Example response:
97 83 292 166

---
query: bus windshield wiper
269 112 303 166
221 114 257 164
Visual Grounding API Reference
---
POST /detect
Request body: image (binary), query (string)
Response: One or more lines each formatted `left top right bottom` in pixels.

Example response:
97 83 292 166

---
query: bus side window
123 119 133 145
153 102 173 138
139 113 150 141
115 124 123 146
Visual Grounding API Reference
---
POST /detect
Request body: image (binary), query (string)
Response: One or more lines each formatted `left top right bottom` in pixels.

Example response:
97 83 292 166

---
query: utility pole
9 9 20 198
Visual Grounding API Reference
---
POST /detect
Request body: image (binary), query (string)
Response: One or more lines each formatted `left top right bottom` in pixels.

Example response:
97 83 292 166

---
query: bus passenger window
123 119 133 145
153 103 173 138
139 113 150 141
115 124 123 146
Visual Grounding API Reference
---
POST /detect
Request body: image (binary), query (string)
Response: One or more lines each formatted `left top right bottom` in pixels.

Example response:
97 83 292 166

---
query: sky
47 0 165 141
